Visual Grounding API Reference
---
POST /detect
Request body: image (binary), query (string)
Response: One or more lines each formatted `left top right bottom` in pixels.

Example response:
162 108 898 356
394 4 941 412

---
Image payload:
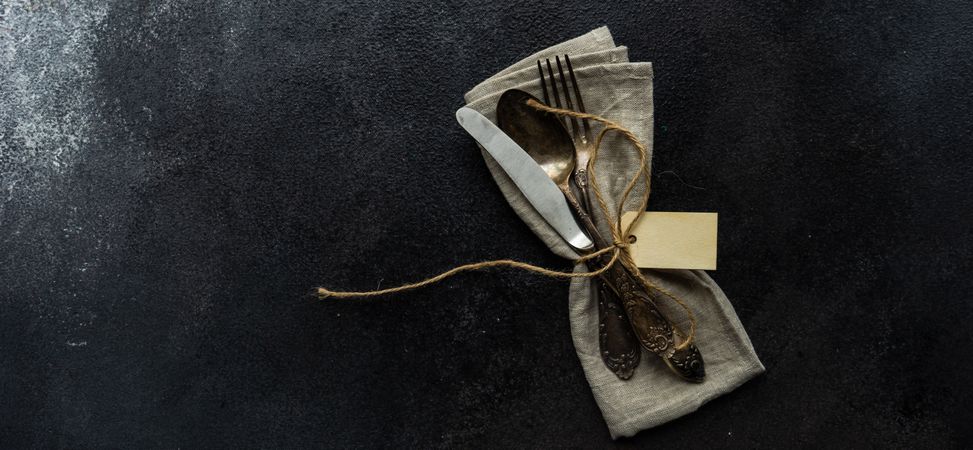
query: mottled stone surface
2 1 972 447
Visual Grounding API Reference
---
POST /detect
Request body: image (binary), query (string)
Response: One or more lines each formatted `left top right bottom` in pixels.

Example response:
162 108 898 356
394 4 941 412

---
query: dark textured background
2 0 972 447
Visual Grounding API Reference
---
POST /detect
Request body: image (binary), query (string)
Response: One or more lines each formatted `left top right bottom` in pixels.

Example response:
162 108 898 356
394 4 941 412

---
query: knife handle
565 192 705 381
596 277 640 380
596 255 673 353
563 194 673 353
594 249 705 382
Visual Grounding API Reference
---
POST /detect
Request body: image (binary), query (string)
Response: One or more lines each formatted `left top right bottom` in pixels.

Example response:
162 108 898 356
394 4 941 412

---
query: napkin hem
605 362 765 439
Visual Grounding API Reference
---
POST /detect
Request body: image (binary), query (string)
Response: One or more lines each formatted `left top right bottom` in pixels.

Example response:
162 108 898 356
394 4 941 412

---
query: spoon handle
562 188 706 382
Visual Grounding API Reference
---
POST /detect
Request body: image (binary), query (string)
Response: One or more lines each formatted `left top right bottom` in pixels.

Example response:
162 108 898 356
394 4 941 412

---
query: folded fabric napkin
463 27 764 438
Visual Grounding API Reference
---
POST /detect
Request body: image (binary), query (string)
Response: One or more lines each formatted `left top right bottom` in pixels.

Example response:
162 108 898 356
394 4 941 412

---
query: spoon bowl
496 90 576 189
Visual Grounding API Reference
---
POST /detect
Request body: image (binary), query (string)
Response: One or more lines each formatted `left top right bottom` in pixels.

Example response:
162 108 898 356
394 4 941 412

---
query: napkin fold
463 27 764 438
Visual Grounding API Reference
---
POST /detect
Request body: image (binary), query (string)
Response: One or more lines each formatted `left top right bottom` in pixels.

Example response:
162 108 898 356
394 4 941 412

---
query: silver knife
456 107 593 251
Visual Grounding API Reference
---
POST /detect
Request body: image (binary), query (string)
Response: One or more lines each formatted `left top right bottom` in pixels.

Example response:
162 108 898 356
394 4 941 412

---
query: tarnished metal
496 84 705 383
597 281 640 380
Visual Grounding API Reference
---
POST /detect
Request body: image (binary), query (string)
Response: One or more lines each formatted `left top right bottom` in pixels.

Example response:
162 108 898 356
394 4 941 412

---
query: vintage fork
537 55 705 382
537 55 639 380
537 56 595 212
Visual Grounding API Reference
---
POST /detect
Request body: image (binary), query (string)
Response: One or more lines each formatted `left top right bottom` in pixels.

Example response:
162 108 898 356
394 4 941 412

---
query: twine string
527 100 697 349
317 244 621 299
317 101 697 349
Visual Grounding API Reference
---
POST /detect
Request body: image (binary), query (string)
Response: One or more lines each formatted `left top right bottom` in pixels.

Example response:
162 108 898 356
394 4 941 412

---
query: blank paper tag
620 212 718 270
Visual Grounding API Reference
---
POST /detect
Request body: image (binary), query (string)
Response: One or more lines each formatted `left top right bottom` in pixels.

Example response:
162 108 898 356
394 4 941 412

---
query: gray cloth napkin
463 27 764 438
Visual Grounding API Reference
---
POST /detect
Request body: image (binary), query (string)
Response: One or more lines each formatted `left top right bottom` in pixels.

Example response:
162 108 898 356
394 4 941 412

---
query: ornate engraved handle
568 197 705 382
596 279 640 380
595 253 705 382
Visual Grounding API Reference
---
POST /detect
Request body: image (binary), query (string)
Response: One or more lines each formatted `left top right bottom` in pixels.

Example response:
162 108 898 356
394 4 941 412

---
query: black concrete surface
2 1 972 447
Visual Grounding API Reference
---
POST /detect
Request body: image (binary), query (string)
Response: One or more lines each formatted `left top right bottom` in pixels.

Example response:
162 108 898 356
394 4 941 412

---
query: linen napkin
463 27 764 438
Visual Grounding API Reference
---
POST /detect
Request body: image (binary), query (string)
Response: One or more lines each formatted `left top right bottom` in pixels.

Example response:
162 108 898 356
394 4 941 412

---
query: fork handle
574 168 592 213
561 190 676 350
572 174 640 379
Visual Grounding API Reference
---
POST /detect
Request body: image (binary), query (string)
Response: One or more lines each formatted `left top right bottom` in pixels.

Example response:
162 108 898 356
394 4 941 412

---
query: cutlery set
320 27 765 435
457 55 705 382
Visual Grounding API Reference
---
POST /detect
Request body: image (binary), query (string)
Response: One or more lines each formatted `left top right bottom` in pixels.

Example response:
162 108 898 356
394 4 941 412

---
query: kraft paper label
619 212 718 270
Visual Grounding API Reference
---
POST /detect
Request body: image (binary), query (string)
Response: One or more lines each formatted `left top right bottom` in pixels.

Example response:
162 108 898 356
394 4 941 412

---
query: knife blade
456 107 593 251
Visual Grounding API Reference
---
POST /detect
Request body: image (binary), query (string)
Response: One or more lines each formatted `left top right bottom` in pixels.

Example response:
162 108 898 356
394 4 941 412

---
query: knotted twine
317 101 697 349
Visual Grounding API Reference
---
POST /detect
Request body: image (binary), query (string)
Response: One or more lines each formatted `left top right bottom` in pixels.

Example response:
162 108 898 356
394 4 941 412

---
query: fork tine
544 59 567 128
555 56 582 140
536 60 552 108
564 54 592 143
